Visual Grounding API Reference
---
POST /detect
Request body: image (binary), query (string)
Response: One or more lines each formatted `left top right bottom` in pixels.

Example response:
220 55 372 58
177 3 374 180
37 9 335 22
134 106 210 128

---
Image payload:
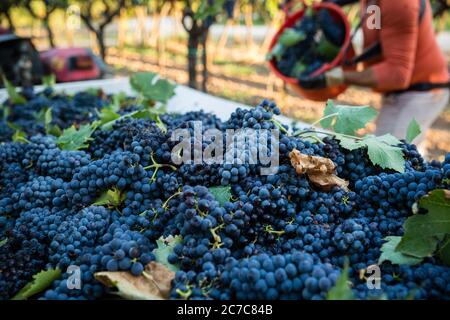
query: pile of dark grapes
269 7 346 79
0 87 108 142
0 86 449 301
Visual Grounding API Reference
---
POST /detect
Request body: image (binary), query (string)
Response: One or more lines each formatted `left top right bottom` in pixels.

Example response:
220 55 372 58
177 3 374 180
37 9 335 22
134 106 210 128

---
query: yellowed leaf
289 150 336 175
289 149 349 191
95 262 175 300
308 173 349 192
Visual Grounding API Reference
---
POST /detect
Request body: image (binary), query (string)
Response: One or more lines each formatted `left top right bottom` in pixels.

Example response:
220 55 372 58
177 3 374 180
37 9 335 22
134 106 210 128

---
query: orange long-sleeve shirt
361 0 449 92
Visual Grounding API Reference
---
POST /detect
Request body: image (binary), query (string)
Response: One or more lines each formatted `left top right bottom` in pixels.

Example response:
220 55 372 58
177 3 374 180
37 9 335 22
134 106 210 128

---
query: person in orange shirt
300 0 449 148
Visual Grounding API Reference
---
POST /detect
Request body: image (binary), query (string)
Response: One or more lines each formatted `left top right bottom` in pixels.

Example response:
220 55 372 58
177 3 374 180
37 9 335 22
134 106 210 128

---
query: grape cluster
0 226 48 300
48 206 111 269
96 223 155 275
1 89 108 143
354 262 450 300
226 100 281 130
41 263 105 300
89 118 166 159
355 168 443 210
65 151 146 206
35 148 91 180
0 120 13 142
221 251 340 300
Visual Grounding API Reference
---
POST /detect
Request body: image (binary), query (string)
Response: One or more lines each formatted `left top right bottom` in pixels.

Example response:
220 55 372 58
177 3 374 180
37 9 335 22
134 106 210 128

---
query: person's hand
324 67 345 86
298 67 345 89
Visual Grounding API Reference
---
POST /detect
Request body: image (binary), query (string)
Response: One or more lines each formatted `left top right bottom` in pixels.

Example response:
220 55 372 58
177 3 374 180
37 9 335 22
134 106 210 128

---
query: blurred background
1 0 449 158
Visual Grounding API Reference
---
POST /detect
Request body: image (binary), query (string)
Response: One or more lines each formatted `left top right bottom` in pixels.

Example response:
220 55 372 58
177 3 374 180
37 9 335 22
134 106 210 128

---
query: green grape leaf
110 92 128 113
194 0 224 20
44 107 52 128
132 109 167 133
405 118 421 144
153 235 182 272
93 188 126 208
84 88 101 96
32 107 59 137
266 43 286 61
396 234 440 259
320 100 377 135
378 236 422 266
316 36 340 61
397 189 450 259
438 236 450 266
373 133 403 146
8 122 29 143
44 107 53 134
1 103 10 120
278 28 306 47
97 107 122 131
12 268 61 300
33 108 47 123
47 124 62 137
364 135 405 173
209 186 232 206
56 123 97 151
2 76 27 105
130 72 176 104
12 129 29 144
336 134 405 172
291 61 306 78
305 6 315 17
95 262 175 300
42 74 56 88
96 107 167 133
326 258 354 300
7 121 21 131
334 134 363 151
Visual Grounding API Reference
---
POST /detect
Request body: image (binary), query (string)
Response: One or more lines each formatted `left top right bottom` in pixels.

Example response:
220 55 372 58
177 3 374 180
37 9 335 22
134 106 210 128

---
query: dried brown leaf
289 149 349 191
95 261 175 300
309 173 349 192
289 150 336 175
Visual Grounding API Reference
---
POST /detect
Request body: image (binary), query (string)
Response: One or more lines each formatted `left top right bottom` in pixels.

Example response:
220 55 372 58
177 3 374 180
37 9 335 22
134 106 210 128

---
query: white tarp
0 77 308 129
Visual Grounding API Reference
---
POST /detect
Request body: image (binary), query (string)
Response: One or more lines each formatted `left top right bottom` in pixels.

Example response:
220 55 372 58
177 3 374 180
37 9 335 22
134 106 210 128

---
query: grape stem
145 153 177 182
292 111 364 141
195 202 208 218
163 190 182 210
210 225 224 249
300 134 324 144
270 118 289 134
309 112 339 128
176 287 192 300
264 224 285 235
293 129 363 141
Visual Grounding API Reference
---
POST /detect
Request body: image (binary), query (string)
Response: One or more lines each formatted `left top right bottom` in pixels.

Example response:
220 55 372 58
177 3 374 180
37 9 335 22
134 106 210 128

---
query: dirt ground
105 47 450 161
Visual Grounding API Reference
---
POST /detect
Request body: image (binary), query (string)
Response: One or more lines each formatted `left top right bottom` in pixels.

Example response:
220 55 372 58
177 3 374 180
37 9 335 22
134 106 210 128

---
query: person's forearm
342 68 378 87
